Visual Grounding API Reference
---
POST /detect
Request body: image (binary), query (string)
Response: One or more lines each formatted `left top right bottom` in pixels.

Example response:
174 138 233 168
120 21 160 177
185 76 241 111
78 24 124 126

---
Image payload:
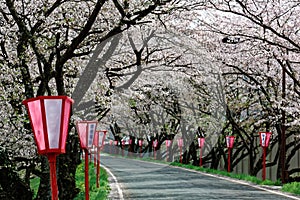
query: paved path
101 155 300 200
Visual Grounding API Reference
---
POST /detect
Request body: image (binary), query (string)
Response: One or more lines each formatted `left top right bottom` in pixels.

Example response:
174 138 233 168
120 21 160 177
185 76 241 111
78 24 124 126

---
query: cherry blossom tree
0 0 182 199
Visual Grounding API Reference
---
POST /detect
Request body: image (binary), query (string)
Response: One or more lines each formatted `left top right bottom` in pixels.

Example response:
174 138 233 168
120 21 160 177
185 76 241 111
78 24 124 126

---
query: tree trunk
0 150 32 200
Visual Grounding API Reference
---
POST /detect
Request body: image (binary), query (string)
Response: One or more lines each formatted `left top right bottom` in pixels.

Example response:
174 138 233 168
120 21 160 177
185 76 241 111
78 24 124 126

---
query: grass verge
74 162 110 200
170 162 280 185
30 161 110 200
282 182 300 195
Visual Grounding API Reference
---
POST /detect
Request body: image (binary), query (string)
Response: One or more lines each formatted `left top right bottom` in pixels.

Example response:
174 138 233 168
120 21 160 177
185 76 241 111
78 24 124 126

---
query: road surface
101 155 300 200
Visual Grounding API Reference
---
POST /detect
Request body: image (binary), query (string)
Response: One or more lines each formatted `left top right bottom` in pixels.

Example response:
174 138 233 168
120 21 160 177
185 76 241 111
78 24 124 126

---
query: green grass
30 176 40 198
282 182 300 195
170 162 281 186
74 162 110 200
30 161 110 200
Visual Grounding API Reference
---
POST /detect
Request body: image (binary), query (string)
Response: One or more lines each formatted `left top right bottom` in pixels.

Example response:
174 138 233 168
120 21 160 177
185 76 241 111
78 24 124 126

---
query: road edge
101 164 124 200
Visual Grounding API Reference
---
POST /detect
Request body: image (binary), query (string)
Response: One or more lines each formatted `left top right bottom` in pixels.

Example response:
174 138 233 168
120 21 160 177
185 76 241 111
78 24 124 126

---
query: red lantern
198 138 205 148
259 132 272 180
226 136 235 148
177 138 183 163
76 120 98 200
166 140 172 147
153 139 158 148
138 140 143 158
177 138 183 147
153 139 158 159
138 139 143 147
165 140 172 162
259 132 272 148
23 96 74 200
198 138 205 167
94 130 107 149
76 121 98 149
225 136 235 172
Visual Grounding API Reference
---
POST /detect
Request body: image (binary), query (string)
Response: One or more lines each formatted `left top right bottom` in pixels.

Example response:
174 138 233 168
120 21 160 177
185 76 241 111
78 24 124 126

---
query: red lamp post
22 96 74 200
226 136 235 172
93 130 107 188
76 120 98 200
165 140 172 162
153 139 158 159
198 138 205 167
177 138 183 163
259 132 272 180
138 139 143 158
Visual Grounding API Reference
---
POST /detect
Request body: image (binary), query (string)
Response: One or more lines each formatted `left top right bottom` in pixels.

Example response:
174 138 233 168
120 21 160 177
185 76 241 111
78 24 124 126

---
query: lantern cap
23 95 74 104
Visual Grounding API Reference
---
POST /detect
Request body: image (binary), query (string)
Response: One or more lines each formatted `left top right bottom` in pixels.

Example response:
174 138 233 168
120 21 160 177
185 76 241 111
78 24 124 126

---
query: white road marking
101 164 124 200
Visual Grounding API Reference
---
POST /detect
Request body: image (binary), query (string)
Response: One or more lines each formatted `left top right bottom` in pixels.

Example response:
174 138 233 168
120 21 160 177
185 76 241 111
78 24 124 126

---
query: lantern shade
177 138 183 147
22 96 74 155
259 132 272 147
138 140 143 147
76 121 98 149
166 140 172 147
93 130 107 148
198 138 205 148
153 140 158 148
226 136 235 148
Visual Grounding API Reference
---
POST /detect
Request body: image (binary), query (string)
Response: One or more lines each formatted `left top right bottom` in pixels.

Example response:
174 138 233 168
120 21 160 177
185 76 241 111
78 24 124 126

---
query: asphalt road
101 155 300 200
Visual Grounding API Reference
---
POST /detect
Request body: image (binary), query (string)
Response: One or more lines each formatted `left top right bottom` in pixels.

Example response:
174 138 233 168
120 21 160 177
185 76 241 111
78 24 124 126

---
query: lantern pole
200 146 203 167
48 154 58 200
96 146 100 188
84 149 90 200
93 148 97 167
228 148 231 172
154 145 156 160
139 140 143 158
95 130 106 188
262 147 267 180
177 138 183 164
198 138 205 167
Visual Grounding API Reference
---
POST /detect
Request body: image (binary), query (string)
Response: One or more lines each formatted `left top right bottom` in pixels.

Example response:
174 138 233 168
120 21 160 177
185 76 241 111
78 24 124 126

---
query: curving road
101 155 300 200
